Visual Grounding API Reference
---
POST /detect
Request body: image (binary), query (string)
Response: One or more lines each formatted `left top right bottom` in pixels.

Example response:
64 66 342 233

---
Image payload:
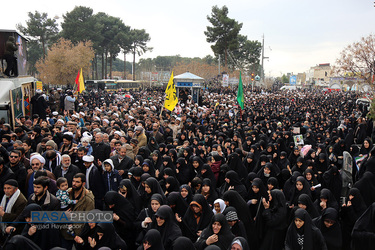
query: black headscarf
151 205 182 249
182 194 214 241
4 235 41 250
297 194 320 219
172 236 195 250
312 207 342 249
104 191 135 226
176 157 193 185
95 223 127 249
352 202 375 249
143 177 167 206
195 213 234 250
179 184 193 205
348 187 367 218
285 209 316 250
141 229 165 250
289 176 312 206
223 190 253 242
317 188 339 212
119 178 142 214
167 191 188 218
227 153 248 180
147 136 159 152
353 171 375 207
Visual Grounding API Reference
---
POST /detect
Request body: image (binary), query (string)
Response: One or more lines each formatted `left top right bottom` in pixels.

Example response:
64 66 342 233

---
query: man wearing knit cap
0 179 27 234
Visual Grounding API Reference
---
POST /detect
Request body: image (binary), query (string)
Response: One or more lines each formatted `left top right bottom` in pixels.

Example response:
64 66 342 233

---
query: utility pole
261 34 269 85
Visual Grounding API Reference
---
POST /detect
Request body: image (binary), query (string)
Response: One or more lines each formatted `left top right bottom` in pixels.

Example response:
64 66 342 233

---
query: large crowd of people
0 85 374 250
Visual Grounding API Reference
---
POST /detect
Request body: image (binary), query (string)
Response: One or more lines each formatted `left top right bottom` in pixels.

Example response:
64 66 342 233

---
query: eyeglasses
9 156 19 158
155 216 165 220
31 164 40 166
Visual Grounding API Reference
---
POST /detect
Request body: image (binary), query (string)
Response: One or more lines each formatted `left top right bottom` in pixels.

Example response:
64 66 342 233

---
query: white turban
30 154 45 165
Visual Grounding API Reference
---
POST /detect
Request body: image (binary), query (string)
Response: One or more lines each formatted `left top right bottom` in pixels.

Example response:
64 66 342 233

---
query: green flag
237 71 244 109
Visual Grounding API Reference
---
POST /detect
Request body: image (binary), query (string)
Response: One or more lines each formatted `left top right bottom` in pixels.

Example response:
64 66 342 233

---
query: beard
72 184 82 191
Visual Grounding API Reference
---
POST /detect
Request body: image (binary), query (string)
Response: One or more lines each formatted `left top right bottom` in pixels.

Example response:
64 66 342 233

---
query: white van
280 86 297 91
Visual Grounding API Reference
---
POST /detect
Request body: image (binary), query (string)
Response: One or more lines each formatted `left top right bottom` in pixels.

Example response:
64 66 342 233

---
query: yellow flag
78 68 85 93
164 72 178 111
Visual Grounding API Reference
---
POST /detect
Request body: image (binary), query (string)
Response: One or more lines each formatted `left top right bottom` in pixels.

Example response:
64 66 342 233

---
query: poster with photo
293 134 304 146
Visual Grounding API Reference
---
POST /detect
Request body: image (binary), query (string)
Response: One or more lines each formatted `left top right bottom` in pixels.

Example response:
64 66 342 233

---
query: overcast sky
1 0 374 77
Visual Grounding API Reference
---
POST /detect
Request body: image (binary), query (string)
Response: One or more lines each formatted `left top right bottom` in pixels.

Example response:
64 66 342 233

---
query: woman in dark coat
138 229 165 250
353 171 375 207
134 193 165 246
243 152 256 174
91 223 127 250
322 165 342 204
200 163 217 190
149 205 182 250
104 191 136 249
118 178 142 214
340 188 367 250
142 177 166 207
194 213 234 250
283 172 302 202
228 236 250 250
351 202 375 250
172 236 195 250
285 208 327 250
223 190 254 244
17 204 61 249
219 170 247 199
259 189 288 250
150 150 163 171
359 137 373 155
314 188 339 214
304 168 321 201
247 178 269 219
227 153 248 180
297 194 320 219
179 184 193 205
179 193 214 242
165 176 180 196
176 157 193 185
222 206 247 241
201 178 219 207
288 176 312 207
312 208 342 250
167 191 188 219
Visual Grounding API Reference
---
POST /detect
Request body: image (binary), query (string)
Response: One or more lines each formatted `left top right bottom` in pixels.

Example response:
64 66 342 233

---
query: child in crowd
56 177 78 210
102 159 122 192
77 136 93 155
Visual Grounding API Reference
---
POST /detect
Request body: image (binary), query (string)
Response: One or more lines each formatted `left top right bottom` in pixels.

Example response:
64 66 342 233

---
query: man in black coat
53 154 81 187
110 145 134 178
30 89 48 120
5 150 27 195
83 155 105 209
0 157 16 199
92 132 111 165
